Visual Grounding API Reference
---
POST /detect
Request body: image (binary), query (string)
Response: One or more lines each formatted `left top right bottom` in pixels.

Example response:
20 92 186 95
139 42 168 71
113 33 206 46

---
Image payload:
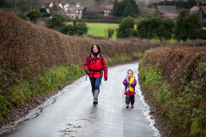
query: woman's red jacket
84 53 108 79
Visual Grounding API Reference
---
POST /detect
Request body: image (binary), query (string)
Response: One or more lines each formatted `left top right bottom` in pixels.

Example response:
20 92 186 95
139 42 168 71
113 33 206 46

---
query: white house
64 2 70 12
104 3 113 16
41 1 85 19
65 3 85 19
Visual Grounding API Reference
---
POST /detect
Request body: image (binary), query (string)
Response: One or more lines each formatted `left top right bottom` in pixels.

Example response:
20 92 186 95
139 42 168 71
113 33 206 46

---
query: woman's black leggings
125 95 135 105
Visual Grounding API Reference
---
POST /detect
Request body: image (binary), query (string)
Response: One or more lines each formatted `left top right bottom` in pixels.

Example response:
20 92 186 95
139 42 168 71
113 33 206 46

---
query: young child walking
123 69 137 108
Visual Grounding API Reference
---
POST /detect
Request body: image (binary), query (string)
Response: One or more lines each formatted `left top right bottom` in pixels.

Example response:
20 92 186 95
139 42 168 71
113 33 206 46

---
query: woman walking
84 44 108 104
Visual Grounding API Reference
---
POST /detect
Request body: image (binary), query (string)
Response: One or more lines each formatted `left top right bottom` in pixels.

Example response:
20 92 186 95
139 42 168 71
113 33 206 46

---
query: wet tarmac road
0 62 160 137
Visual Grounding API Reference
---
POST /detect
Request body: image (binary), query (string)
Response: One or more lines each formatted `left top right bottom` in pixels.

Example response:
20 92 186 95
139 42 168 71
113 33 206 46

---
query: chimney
76 3 80 7
197 2 199 8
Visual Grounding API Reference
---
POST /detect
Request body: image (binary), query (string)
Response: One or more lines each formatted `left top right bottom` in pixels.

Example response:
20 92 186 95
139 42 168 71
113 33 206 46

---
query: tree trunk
30 0 33 11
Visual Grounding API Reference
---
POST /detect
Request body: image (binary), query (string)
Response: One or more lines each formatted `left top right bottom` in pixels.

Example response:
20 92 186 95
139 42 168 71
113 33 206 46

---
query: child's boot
131 104 134 108
93 90 99 104
126 104 129 108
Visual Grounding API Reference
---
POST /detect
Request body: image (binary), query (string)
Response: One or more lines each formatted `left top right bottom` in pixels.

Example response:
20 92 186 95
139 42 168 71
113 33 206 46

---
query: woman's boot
93 90 99 104
92 91 94 97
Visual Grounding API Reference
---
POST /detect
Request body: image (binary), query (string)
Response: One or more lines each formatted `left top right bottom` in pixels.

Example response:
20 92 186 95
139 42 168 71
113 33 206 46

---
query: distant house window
107 10 109 13
80 10 82 14
76 10 78 13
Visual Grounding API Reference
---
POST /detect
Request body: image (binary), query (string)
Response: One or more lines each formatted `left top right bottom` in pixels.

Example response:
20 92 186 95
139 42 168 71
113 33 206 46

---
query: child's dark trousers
125 95 135 104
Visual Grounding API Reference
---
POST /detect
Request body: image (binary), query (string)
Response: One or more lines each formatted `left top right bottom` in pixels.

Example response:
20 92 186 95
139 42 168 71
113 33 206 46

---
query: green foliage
124 0 139 14
182 52 206 91
200 29 206 39
174 9 189 41
0 0 9 8
59 20 88 36
139 49 206 136
162 18 175 33
187 13 202 40
39 8 50 17
75 22 88 36
140 63 163 92
59 25 71 34
17 12 27 20
112 0 121 17
174 10 205 41
17 0 31 12
151 9 161 18
123 2 135 17
112 0 139 17
117 16 135 38
0 89 11 117
27 9 41 23
39 8 46 13
157 83 171 103
107 27 115 39
46 13 65 28
137 18 174 41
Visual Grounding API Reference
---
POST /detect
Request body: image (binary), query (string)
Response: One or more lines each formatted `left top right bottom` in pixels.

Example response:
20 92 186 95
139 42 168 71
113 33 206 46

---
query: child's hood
125 73 135 81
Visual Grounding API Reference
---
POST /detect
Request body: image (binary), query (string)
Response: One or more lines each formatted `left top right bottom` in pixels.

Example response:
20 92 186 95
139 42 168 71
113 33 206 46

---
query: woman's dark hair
91 44 101 53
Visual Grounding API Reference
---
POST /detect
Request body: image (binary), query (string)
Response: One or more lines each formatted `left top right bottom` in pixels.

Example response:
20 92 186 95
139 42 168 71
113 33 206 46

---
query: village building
63 2 70 13
65 3 85 19
157 6 179 19
41 1 51 13
41 0 66 14
104 3 113 17
99 3 114 19
190 3 201 14
190 3 206 22
41 1 85 19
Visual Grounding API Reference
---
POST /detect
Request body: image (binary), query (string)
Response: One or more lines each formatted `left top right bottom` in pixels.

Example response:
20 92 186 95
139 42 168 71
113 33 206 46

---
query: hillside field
66 22 119 40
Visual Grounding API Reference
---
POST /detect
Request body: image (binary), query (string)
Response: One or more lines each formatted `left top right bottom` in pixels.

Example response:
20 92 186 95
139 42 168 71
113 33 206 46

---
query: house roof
44 1 50 8
157 6 177 14
201 6 206 14
190 6 200 13
105 4 113 10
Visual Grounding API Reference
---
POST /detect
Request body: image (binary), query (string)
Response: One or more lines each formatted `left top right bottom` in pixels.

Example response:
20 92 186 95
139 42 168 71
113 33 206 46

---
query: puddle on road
59 119 88 137
59 105 103 137
59 117 100 137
